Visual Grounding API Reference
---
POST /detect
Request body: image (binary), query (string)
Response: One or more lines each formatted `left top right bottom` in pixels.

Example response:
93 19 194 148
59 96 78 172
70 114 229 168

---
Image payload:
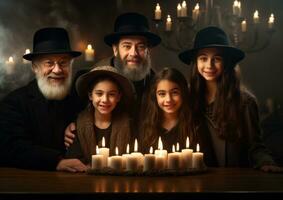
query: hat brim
76 69 135 103
104 32 161 47
179 45 245 65
23 50 82 61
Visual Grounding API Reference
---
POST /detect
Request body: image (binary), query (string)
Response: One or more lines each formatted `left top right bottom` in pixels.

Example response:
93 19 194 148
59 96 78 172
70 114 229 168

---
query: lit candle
232 1 241 16
241 20 247 32
5 56 15 75
126 155 139 171
154 137 167 170
238 1 242 16
131 139 144 168
167 144 181 170
192 3 200 21
23 49 30 64
98 137 109 167
165 15 172 31
85 44 95 61
143 146 155 172
109 147 123 171
155 3 162 20
192 143 204 169
268 13 274 29
92 146 104 170
177 3 182 18
253 10 259 24
181 137 193 170
122 144 130 169
181 1 187 17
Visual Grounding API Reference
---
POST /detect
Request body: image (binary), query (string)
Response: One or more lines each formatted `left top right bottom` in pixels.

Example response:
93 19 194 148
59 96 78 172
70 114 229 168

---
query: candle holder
151 1 276 54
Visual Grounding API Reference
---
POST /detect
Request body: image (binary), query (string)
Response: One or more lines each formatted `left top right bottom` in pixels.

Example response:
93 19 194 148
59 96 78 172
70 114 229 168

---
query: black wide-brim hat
179 26 245 65
104 12 161 47
76 66 136 103
23 27 81 61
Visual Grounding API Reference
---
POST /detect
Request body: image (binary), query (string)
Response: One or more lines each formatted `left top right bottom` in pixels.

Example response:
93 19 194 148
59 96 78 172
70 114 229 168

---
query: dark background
0 0 282 107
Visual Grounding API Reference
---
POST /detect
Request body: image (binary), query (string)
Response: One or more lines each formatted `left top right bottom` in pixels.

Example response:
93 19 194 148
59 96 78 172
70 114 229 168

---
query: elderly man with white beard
0 27 87 172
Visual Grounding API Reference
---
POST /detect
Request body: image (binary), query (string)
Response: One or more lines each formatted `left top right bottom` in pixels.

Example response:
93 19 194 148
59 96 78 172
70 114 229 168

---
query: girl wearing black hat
179 26 282 172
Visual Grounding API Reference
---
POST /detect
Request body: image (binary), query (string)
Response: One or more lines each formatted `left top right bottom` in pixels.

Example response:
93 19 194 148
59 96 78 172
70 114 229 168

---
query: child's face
89 80 121 116
197 48 224 82
156 80 182 116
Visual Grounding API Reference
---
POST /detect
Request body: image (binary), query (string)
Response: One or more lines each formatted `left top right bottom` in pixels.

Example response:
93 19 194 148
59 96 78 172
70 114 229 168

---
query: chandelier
151 0 276 53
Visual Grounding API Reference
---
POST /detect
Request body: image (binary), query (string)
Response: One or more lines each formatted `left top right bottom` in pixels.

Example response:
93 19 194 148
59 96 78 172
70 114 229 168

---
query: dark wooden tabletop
0 167 282 200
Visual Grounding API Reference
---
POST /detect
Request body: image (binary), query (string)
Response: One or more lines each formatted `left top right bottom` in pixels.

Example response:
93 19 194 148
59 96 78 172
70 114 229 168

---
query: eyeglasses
40 59 72 69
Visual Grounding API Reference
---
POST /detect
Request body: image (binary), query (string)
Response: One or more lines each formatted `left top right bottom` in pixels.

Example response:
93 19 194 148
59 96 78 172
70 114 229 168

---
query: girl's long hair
139 68 196 152
189 53 243 140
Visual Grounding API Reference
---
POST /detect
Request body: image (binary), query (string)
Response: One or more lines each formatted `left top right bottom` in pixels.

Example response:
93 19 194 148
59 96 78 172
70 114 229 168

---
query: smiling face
197 48 224 82
89 79 121 116
156 80 182 116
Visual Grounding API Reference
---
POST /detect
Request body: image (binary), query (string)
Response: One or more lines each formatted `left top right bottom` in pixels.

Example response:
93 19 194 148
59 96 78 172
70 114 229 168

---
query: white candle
268 13 274 29
253 10 259 24
5 56 15 75
154 137 167 170
232 1 241 16
241 20 247 32
85 44 95 61
165 15 172 31
109 147 122 171
154 3 162 20
181 1 187 17
168 145 181 170
143 147 155 172
177 3 182 18
23 49 30 64
122 144 130 169
98 137 109 167
192 3 200 21
131 139 144 168
92 146 104 170
192 143 204 169
182 137 193 169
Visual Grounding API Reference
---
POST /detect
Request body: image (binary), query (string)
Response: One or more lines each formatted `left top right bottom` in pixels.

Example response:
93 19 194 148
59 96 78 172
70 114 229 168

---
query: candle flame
176 142 180 152
156 3 160 11
167 15 171 22
25 49 31 54
196 143 200 152
126 144 130 154
158 137 163 150
96 145 99 154
242 19 246 24
186 137 190 148
134 138 138 152
194 3 199 10
102 137 105 147
115 146 119 155
182 1 186 8
269 13 275 23
87 44 93 50
8 56 14 63
172 144 175 153
177 3 181 10
149 146 153 154
254 10 259 18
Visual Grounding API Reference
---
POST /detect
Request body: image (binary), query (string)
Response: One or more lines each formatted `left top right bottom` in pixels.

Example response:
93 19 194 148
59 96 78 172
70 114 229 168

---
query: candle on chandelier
177 3 182 18
181 137 193 169
143 146 155 172
192 3 200 21
23 49 30 64
165 15 172 31
181 1 187 17
92 146 104 170
192 143 204 169
241 20 247 32
85 44 95 61
5 56 15 75
154 3 162 20
268 13 275 29
253 10 259 24
232 0 241 17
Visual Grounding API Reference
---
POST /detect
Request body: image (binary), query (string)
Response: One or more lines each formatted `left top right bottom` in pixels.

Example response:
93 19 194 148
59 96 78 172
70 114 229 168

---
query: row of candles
92 137 204 172
154 1 275 32
4 44 96 66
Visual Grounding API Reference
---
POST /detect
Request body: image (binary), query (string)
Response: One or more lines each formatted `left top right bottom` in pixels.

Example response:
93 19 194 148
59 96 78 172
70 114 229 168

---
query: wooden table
0 167 282 200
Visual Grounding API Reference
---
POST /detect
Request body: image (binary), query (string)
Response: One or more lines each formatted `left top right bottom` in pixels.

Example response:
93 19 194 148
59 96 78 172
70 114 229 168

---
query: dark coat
0 79 83 170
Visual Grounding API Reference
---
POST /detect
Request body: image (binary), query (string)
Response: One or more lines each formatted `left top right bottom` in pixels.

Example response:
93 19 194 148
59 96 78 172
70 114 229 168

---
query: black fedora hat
179 26 245 65
104 12 161 47
23 27 81 61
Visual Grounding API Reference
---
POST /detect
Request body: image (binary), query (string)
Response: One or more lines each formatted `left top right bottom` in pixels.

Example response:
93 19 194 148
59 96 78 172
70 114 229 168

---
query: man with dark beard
64 12 161 148
0 27 87 172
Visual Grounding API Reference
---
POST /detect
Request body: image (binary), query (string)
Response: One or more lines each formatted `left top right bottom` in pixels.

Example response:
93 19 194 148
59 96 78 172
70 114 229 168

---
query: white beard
114 52 152 82
36 72 72 100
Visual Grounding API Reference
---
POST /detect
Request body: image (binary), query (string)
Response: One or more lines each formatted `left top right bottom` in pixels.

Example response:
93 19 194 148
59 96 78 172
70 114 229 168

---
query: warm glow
182 1 186 8
186 137 190 148
155 3 161 11
253 10 259 19
87 44 93 50
158 137 163 150
115 146 119 155
177 3 181 10
102 137 105 147
25 49 30 54
8 56 14 63
196 143 200 152
134 138 138 152
176 143 180 152
269 13 275 23
166 15 171 22
126 144 130 154
96 145 99 154
149 146 153 154
194 3 199 10
172 144 176 153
